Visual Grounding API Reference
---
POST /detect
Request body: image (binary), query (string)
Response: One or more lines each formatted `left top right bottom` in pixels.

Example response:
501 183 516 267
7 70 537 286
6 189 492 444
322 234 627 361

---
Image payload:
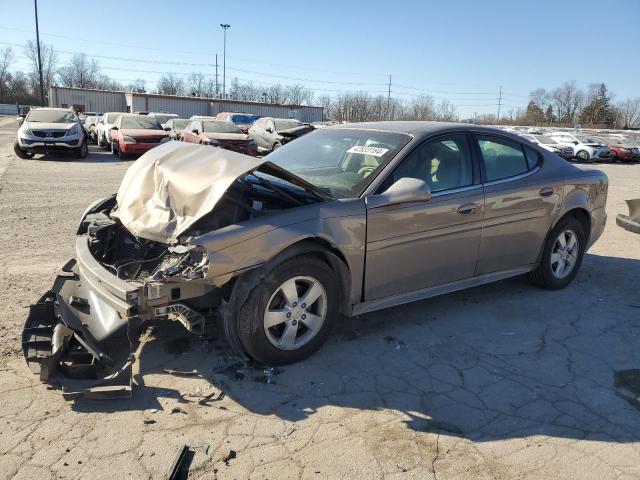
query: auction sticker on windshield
347 145 389 157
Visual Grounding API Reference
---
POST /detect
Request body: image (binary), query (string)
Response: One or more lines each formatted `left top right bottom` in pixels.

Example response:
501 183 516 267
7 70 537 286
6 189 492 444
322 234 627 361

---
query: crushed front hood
114 142 265 243
113 142 331 244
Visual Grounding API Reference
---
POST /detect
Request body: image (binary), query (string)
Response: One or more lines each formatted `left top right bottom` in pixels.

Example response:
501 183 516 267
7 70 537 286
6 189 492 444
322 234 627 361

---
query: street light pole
34 0 45 106
220 24 230 99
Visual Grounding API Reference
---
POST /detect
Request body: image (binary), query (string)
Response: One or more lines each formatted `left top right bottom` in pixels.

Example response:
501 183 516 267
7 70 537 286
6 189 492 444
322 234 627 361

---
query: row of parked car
498 126 640 163
81 110 318 158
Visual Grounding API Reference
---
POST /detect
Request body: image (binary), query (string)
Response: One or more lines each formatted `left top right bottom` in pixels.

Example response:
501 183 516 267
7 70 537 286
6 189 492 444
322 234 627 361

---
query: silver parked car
248 117 315 153
14 107 88 159
24 122 608 388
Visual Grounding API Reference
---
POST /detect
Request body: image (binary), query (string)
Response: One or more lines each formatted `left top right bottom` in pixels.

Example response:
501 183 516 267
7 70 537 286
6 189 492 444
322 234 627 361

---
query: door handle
539 187 555 197
457 203 478 215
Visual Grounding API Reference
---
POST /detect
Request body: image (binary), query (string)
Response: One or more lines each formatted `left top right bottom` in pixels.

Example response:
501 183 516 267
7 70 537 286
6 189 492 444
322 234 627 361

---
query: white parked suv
548 132 610 162
96 112 124 149
14 107 88 159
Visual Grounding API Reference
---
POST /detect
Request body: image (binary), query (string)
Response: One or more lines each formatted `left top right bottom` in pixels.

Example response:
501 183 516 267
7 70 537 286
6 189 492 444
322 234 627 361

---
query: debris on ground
167 445 194 480
164 368 200 377
222 450 237 466
170 407 187 415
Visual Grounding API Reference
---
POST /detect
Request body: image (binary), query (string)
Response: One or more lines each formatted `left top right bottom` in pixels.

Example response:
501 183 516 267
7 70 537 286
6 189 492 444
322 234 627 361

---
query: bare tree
124 79 146 93
616 98 640 129
0 46 15 103
549 81 583 125
408 95 436 120
156 73 185 95
57 54 101 89
24 40 57 102
435 99 457 122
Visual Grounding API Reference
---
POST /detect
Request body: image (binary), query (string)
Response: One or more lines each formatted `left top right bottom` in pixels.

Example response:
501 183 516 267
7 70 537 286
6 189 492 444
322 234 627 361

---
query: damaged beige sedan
23 122 609 392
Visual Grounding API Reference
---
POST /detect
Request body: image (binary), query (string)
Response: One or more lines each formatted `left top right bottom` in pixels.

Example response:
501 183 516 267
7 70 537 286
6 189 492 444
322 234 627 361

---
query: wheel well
221 238 353 315
564 208 591 240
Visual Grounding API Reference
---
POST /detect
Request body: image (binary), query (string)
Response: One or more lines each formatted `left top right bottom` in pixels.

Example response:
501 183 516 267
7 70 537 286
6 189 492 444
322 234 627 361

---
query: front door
364 133 484 300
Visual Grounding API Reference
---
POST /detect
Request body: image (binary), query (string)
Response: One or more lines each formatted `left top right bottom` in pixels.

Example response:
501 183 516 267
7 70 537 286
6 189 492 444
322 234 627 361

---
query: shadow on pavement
67 252 640 443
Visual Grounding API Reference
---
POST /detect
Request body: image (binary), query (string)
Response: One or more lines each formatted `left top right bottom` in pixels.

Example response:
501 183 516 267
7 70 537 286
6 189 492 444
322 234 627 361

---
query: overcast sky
0 0 638 118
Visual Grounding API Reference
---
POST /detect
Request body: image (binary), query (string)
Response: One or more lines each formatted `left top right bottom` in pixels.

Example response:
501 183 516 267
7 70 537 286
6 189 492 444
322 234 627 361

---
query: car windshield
275 119 302 131
121 116 162 129
203 121 242 134
534 135 556 145
107 113 121 123
267 128 411 199
172 119 189 130
231 114 259 125
27 109 77 123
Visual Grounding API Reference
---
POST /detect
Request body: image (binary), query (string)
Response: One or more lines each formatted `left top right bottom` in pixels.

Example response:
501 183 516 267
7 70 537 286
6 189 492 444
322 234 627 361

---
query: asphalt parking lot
1 115 639 480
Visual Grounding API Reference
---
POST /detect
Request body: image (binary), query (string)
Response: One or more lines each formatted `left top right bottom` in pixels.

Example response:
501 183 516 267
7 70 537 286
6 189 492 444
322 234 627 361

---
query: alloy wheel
263 276 327 350
550 229 579 279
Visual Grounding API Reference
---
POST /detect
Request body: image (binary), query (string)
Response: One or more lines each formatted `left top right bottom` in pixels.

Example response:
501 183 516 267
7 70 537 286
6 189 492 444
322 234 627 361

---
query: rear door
364 133 484 300
473 134 562 274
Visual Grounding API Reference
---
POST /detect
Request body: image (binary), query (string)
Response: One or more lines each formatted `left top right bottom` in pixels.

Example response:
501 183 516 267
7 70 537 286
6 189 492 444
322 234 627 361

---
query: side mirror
164 126 171 131
367 177 432 209
110 126 118 131
266 126 273 133
573 141 579 145
192 129 199 135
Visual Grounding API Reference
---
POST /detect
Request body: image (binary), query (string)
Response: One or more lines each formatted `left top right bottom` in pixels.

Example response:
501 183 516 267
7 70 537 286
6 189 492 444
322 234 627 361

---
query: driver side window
384 134 474 193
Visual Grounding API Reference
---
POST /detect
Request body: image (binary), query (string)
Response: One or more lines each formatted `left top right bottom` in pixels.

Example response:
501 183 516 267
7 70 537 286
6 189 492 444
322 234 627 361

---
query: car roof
327 121 525 141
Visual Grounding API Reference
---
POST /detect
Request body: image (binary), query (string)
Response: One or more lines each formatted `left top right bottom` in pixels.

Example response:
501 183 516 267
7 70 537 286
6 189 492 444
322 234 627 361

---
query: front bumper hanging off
22 260 139 398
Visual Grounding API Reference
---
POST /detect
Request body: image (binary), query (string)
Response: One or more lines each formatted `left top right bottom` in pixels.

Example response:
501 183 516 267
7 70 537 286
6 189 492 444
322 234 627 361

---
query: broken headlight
149 245 209 281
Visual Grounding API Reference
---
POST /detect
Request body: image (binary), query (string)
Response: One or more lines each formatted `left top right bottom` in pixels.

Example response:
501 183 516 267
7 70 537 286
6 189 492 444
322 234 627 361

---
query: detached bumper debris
616 199 640 234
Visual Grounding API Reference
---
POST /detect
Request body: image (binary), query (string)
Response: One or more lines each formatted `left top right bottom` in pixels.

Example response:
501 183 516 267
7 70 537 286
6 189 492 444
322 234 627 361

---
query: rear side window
524 147 540 170
476 135 529 182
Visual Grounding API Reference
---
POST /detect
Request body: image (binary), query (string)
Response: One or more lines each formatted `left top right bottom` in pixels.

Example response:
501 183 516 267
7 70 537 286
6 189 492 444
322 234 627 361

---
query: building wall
49 87 127 113
49 87 323 122
210 101 323 122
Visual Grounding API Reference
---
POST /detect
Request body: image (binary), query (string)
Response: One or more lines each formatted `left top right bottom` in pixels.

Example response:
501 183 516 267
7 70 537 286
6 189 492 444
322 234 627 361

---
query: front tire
75 141 88 159
236 255 339 365
272 141 282 151
529 216 586 289
576 150 590 162
13 141 33 159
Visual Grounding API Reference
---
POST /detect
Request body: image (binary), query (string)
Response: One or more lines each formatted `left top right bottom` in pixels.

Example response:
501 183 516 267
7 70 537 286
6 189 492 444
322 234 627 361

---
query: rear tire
14 141 33 159
529 216 586 290
272 141 282 151
236 255 339 365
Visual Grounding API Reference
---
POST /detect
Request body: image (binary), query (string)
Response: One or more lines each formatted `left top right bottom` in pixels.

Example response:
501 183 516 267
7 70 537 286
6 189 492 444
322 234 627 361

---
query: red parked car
215 112 260 133
181 119 258 156
110 114 170 158
595 136 636 163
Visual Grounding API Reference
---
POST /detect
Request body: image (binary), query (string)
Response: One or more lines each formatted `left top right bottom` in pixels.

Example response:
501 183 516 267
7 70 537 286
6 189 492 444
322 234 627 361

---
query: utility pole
34 0 44 106
220 24 230 99
215 53 219 98
496 85 503 123
386 74 392 120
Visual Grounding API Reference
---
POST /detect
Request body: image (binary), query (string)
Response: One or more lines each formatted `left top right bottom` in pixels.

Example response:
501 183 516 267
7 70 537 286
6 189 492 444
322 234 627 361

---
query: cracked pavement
1 116 639 479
